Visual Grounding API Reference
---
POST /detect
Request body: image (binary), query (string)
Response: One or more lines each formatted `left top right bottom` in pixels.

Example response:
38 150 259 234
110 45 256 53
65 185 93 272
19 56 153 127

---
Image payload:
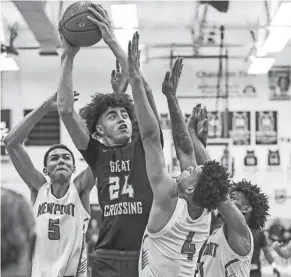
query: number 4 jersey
32 182 90 277
139 198 211 277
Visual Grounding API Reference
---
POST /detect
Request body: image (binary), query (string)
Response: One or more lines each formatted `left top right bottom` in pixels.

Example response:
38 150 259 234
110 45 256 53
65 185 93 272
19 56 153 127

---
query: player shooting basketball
127 33 229 277
187 105 270 277
57 4 165 277
4 92 95 277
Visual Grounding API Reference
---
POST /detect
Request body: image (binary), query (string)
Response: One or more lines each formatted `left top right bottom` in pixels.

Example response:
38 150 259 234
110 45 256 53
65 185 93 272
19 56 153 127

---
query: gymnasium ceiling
1 0 291 63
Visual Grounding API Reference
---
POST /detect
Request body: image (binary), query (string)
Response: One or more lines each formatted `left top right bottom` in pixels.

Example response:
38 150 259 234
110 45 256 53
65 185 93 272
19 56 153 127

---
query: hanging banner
268 66 291 101
1 110 11 157
255 111 278 145
268 149 280 166
228 111 251 145
244 150 258 167
208 111 224 139
194 70 258 97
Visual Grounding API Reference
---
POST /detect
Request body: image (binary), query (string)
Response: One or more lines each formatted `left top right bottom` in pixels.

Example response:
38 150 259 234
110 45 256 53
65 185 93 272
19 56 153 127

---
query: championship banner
208 111 224 139
255 111 278 145
268 65 291 101
228 111 251 145
194 71 258 97
1 110 11 156
192 68 258 98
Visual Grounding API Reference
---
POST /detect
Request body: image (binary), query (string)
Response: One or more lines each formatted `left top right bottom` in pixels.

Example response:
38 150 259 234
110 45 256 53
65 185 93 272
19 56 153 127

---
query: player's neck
186 201 203 220
50 180 70 199
104 137 132 147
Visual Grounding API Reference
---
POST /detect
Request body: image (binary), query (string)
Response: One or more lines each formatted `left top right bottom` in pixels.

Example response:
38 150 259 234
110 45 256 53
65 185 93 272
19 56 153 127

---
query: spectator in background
269 218 285 243
1 188 36 277
272 240 291 260
251 230 280 277
276 76 290 96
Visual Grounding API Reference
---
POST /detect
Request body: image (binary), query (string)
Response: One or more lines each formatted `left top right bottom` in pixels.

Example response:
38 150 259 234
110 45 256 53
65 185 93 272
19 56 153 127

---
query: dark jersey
79 123 163 251
251 230 268 271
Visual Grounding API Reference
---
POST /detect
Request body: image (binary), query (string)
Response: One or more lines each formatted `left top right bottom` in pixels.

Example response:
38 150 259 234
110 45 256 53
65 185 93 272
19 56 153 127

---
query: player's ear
43 167 49 176
72 165 76 173
96 125 104 137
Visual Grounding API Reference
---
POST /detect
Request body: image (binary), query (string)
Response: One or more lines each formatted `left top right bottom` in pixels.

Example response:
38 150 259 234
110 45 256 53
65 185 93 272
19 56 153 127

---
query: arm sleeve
260 231 268 248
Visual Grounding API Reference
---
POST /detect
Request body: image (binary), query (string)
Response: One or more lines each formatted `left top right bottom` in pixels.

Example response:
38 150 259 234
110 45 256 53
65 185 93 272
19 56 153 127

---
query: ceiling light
248 57 275 75
0 53 19 71
110 4 138 28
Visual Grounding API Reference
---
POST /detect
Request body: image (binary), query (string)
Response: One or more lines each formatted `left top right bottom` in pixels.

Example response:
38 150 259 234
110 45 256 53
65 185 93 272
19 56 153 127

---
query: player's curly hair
230 179 270 230
79 92 135 134
193 160 230 212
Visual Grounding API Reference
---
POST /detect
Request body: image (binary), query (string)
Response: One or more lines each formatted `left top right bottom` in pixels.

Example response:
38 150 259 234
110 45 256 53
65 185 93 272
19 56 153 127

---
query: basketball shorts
91 249 139 277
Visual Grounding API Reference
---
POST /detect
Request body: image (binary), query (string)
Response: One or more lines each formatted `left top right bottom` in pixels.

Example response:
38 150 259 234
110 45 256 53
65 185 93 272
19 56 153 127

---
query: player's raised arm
88 8 161 128
87 4 128 73
189 105 250 251
4 93 65 191
74 166 96 214
130 32 160 124
163 57 197 171
57 31 90 151
127 33 176 202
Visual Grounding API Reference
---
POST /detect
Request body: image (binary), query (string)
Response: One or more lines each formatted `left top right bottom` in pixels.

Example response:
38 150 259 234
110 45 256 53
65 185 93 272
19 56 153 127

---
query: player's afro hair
79 92 135 134
193 160 230 212
230 179 270 230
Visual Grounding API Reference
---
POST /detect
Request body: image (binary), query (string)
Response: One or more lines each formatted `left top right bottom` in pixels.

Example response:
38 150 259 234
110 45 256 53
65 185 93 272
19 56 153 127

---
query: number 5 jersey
32 182 90 277
139 198 211 277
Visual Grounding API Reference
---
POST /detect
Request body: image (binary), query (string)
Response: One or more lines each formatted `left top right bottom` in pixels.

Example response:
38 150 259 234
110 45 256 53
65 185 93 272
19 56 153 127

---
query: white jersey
197 225 254 277
139 198 211 277
32 182 90 277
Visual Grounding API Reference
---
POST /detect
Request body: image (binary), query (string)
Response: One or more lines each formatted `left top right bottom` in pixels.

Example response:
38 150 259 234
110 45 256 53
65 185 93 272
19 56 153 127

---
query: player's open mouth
118 124 127 130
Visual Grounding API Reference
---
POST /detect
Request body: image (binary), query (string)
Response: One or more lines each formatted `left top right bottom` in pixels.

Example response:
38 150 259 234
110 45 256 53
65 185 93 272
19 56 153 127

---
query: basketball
60 1 102 47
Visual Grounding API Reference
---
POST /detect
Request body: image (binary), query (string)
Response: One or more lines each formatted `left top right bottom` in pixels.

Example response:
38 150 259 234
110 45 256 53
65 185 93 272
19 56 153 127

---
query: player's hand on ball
162 57 183 97
46 91 79 110
127 33 141 79
87 4 115 45
111 59 129 94
59 29 80 59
